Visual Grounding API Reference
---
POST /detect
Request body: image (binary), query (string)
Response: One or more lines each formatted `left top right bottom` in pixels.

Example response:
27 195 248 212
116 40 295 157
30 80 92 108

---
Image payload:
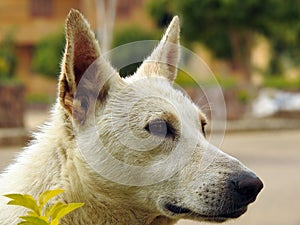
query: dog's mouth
165 203 192 214
164 203 247 222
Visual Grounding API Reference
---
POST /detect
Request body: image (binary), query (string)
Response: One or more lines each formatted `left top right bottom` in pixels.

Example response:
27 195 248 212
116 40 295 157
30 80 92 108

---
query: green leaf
39 189 64 209
4 189 85 223
26 211 37 216
49 219 59 225
17 222 35 225
54 203 84 220
45 202 64 219
19 216 49 225
4 194 40 216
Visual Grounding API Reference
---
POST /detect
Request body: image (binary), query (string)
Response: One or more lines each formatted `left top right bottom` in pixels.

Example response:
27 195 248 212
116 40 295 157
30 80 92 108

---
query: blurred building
0 0 147 97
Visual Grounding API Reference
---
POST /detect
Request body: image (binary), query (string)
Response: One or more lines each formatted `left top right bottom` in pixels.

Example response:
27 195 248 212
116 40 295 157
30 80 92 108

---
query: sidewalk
0 108 50 147
0 146 20 171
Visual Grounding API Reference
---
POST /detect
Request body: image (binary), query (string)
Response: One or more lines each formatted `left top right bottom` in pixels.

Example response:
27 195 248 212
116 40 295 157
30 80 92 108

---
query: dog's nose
232 173 263 204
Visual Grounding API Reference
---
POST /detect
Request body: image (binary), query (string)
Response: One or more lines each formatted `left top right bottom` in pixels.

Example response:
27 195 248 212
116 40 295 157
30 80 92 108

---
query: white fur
0 9 260 225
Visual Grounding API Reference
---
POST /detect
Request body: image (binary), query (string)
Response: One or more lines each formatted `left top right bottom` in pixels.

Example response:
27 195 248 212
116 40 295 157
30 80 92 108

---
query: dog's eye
145 119 174 138
201 120 207 138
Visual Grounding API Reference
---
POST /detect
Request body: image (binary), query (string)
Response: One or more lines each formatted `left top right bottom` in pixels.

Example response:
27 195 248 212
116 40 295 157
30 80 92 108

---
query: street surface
1 130 300 225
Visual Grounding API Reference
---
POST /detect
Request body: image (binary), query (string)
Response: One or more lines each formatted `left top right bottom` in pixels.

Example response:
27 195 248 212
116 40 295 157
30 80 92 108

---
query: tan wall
0 0 96 98
0 0 152 98
15 45 57 97
0 0 97 45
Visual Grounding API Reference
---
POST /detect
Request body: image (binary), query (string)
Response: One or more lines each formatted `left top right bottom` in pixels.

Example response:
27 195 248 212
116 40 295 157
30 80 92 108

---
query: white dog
0 9 263 225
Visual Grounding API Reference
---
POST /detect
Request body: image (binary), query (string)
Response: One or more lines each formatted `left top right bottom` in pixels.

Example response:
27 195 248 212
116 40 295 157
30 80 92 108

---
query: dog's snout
232 173 263 204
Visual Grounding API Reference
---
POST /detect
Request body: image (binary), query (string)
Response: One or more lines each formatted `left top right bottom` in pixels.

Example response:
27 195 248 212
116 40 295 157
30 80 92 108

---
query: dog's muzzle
162 172 263 222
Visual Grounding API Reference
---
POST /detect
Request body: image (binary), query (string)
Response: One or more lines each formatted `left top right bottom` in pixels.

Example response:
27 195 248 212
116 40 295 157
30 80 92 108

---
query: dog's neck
34 105 177 225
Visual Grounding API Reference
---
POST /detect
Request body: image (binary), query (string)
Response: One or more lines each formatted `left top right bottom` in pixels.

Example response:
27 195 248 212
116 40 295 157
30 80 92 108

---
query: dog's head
58 9 263 223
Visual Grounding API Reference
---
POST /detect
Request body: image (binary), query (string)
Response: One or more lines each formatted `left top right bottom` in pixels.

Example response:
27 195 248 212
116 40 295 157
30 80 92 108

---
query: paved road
177 130 300 225
1 130 300 225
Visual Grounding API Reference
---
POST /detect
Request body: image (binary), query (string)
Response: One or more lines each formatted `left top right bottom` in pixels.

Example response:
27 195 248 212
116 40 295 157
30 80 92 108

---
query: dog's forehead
124 76 187 102
120 76 204 120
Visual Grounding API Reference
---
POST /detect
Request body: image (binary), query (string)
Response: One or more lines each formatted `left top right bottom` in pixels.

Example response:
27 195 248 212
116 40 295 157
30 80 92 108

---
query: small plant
111 25 160 77
32 31 65 79
0 31 18 81
263 75 300 91
4 189 84 225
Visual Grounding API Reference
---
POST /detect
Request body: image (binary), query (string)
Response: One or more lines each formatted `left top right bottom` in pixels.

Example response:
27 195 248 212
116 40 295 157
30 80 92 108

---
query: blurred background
0 0 299 225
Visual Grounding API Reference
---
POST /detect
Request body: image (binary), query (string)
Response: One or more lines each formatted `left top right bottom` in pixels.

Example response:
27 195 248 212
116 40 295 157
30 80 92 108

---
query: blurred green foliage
146 0 174 28
25 93 55 105
112 25 160 47
237 89 251 104
32 25 160 79
263 76 300 90
175 69 238 88
0 31 18 81
175 70 198 87
112 25 161 77
32 31 65 79
147 0 300 79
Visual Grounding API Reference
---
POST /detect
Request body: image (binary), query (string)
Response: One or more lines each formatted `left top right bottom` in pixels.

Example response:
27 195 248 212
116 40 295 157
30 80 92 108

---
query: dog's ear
59 9 118 125
135 16 180 82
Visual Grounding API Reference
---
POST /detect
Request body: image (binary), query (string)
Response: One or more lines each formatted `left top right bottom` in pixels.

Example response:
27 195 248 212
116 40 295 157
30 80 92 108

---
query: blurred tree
111 25 160 77
112 25 160 47
147 0 300 82
0 31 24 128
32 31 65 78
0 32 18 80
265 0 300 75
147 0 174 27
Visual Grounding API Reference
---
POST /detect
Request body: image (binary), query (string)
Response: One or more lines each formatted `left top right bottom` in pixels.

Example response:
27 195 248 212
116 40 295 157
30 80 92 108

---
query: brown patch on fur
59 76 74 115
161 112 179 126
72 77 110 124
160 111 180 139
198 112 208 126
97 82 109 102
73 95 89 125
198 112 208 137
